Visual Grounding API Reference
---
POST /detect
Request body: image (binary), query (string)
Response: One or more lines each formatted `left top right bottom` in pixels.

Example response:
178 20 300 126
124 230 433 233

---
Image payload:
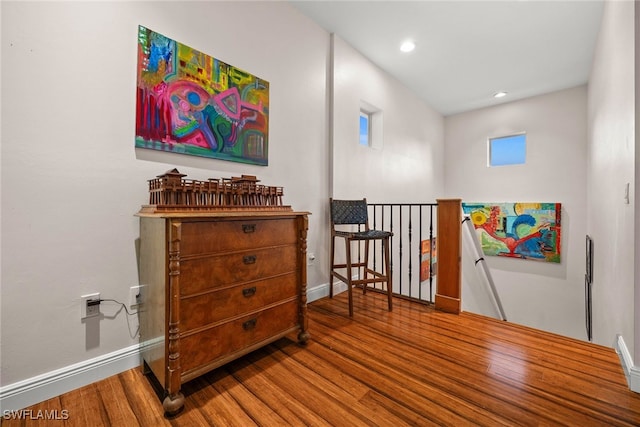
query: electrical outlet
129 286 142 308
81 293 100 319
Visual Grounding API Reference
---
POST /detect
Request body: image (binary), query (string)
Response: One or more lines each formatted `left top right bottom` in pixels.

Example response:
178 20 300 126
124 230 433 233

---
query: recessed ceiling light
400 40 416 53
493 91 508 98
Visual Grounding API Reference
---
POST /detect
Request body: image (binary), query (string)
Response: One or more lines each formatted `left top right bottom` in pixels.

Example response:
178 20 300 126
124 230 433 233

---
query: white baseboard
614 334 640 393
0 283 347 412
307 281 347 303
0 344 141 412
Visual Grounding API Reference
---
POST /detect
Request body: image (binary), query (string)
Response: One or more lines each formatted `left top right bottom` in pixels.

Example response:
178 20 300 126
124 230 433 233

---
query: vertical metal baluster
389 206 394 294
429 204 434 304
408 206 413 299
419 205 423 301
398 205 403 296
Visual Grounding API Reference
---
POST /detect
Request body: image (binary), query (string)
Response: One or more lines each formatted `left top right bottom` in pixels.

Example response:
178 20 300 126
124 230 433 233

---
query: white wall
445 86 588 340
636 0 640 365
331 36 444 202
587 0 635 355
1 1 329 387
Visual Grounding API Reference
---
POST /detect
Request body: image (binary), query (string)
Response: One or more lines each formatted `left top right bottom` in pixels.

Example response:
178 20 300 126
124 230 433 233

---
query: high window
360 100 383 149
488 133 526 166
359 111 371 146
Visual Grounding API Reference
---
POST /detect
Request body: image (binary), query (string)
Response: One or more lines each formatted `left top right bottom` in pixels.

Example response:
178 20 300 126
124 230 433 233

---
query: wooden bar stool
329 198 393 317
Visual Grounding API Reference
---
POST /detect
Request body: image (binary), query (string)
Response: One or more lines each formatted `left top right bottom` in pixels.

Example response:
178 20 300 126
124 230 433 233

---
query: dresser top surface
136 207 310 219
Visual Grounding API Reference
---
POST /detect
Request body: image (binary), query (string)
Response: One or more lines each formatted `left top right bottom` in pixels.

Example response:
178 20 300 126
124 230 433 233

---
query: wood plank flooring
4 292 640 426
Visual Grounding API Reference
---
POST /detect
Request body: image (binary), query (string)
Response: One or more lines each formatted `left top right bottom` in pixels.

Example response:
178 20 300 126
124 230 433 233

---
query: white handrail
462 216 507 321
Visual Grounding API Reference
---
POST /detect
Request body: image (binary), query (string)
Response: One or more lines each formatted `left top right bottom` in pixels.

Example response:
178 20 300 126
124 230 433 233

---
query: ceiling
290 0 604 116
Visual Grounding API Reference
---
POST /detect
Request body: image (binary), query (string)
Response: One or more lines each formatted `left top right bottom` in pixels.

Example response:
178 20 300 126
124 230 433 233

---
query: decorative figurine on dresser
137 169 310 415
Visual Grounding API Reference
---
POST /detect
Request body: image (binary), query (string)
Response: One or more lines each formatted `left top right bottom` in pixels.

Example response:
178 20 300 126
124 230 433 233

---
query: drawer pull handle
242 287 257 297
242 224 256 233
243 318 257 330
243 255 257 265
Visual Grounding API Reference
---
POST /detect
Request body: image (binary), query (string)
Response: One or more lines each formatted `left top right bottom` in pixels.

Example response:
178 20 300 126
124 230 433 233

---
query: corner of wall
615 334 640 393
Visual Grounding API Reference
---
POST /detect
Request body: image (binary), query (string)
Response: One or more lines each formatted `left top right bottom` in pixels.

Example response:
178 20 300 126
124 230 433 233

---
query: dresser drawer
180 218 297 256
180 245 298 295
179 299 299 375
180 273 298 332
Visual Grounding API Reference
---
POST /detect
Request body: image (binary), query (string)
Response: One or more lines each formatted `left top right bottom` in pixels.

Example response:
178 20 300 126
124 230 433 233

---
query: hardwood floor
4 292 640 426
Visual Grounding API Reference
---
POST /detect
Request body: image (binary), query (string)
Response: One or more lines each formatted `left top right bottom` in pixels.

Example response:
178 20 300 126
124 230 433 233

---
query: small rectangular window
359 111 371 146
360 100 383 149
488 133 526 166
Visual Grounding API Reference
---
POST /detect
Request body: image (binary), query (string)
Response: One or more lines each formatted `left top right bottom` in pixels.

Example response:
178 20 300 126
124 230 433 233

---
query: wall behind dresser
1 1 329 391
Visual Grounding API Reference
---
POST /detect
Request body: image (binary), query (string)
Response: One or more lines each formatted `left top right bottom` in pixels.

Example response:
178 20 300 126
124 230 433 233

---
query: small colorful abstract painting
420 238 437 281
135 26 269 165
462 202 561 263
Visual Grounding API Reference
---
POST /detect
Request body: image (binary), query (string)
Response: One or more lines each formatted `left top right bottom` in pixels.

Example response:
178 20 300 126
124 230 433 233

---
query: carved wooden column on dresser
137 209 309 415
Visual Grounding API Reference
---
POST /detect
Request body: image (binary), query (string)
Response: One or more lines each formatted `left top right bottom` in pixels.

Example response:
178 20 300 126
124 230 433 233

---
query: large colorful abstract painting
135 26 269 165
462 202 562 263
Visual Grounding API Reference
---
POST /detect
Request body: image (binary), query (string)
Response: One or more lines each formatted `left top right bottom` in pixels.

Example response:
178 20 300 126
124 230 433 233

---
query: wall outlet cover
81 293 100 319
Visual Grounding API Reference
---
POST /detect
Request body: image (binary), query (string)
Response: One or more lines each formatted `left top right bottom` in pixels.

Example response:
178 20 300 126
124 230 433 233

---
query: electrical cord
100 298 138 316
99 298 140 338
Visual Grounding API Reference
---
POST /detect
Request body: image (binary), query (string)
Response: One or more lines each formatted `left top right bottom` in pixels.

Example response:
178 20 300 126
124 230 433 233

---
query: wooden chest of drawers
137 210 309 414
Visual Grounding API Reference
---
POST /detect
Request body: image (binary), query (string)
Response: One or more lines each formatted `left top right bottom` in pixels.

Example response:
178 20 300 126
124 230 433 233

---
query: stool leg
363 239 369 295
329 234 336 299
345 238 354 317
384 237 393 311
